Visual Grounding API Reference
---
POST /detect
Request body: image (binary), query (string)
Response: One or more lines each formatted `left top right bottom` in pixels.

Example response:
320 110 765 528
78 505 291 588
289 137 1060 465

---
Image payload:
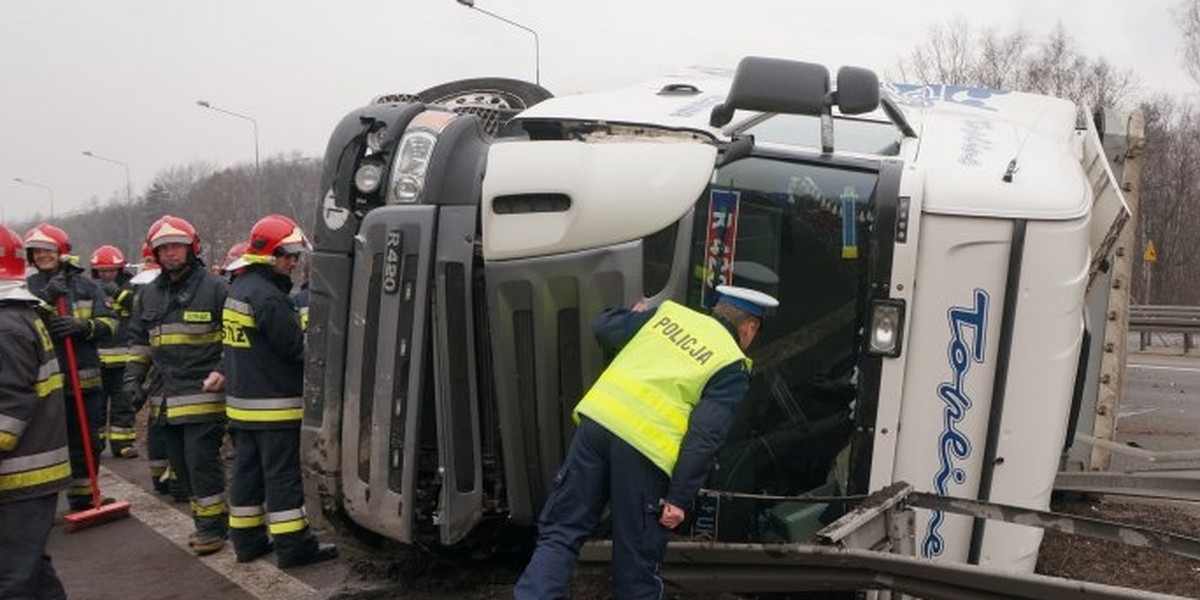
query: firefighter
124 215 229 555
515 285 778 600
90 245 139 458
224 214 337 567
221 241 250 282
24 224 118 512
128 243 176 497
0 224 70 599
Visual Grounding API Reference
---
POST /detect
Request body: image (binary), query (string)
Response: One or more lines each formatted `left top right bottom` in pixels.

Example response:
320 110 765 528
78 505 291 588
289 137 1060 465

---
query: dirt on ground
1037 495 1200 598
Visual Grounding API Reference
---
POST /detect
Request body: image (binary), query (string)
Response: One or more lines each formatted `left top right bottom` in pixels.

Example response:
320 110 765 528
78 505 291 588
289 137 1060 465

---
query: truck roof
514 73 1093 221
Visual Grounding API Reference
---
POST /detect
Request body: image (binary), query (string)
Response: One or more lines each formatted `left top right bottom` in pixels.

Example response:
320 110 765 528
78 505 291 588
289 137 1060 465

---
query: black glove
124 381 146 412
100 280 120 297
47 316 92 340
42 274 70 301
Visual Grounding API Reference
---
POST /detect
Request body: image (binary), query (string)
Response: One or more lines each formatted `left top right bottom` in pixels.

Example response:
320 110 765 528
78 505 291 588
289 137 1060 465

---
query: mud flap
340 205 436 542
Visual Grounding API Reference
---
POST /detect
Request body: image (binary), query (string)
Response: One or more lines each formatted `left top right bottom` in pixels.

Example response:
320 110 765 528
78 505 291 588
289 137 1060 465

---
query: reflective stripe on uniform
76 367 102 391
107 426 136 442
0 413 28 441
127 344 152 364
67 477 93 497
0 447 71 492
267 507 308 535
165 393 225 419
226 396 303 423
150 322 223 347
98 346 132 364
191 494 228 517
71 300 92 317
230 504 266 529
223 298 255 324
37 359 63 398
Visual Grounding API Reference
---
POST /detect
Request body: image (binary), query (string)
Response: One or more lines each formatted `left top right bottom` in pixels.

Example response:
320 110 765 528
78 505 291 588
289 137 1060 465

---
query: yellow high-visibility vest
574 301 747 475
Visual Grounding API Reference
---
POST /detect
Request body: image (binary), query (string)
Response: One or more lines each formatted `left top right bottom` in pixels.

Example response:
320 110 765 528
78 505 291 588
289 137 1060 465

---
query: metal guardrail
1128 304 1200 351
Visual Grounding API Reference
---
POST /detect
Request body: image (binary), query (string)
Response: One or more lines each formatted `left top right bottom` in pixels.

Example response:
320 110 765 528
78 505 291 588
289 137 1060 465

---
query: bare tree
1177 0 1200 82
894 19 1140 109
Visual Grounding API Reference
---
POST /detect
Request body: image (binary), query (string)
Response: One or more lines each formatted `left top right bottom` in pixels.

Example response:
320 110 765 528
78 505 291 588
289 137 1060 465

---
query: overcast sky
1 0 1193 223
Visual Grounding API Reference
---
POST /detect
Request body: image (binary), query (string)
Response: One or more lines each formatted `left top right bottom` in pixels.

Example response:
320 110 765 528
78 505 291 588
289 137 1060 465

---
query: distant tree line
894 15 1200 305
10 153 321 273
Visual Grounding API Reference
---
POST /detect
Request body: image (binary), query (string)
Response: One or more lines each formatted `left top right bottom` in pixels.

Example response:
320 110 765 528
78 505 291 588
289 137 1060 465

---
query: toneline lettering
652 316 714 365
922 288 989 559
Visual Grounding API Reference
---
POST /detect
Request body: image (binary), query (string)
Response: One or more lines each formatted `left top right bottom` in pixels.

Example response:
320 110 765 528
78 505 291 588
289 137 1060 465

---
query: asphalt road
41 348 1200 600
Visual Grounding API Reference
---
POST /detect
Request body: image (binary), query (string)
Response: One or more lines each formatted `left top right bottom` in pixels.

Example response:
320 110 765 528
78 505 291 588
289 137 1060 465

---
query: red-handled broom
58 295 132 532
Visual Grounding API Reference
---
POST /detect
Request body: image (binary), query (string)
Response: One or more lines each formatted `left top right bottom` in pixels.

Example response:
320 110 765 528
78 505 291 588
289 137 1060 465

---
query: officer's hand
48 316 92 340
631 301 650 312
659 501 686 530
43 274 70 301
100 280 120 297
202 371 226 393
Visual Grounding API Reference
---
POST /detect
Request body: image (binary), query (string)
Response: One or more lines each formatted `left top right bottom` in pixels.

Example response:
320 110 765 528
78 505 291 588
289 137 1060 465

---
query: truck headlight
389 130 437 204
867 299 905 357
355 162 383 194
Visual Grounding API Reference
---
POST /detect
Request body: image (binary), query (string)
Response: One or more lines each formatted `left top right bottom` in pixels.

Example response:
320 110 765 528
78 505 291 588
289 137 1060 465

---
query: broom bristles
62 500 132 533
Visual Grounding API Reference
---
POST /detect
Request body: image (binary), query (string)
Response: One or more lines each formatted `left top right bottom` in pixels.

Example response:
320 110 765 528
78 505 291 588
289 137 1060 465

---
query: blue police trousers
514 417 670 600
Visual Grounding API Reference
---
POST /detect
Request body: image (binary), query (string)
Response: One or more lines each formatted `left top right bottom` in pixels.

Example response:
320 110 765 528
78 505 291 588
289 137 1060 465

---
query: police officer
24 224 118 512
0 224 70 599
224 214 337 567
124 216 229 555
515 285 778 600
90 245 139 458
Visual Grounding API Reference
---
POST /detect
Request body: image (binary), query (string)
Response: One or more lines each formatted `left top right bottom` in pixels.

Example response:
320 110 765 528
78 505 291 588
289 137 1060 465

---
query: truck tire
416 77 553 136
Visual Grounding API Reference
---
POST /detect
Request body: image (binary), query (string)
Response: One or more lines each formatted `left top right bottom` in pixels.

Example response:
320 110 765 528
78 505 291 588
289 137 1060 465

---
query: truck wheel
416 78 553 136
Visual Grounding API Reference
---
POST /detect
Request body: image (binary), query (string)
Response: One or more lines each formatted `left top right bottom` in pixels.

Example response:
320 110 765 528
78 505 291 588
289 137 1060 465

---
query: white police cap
715 285 779 318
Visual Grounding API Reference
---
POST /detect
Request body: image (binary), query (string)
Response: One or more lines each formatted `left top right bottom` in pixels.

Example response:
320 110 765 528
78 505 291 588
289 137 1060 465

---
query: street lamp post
196 100 261 216
82 150 135 251
455 0 540 85
13 177 55 218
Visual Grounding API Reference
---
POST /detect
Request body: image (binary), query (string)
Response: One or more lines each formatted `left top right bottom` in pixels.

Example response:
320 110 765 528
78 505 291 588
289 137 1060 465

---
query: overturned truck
302 57 1168 597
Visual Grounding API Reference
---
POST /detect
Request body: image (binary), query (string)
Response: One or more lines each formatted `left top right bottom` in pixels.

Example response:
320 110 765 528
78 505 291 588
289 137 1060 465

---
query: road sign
1145 239 1157 263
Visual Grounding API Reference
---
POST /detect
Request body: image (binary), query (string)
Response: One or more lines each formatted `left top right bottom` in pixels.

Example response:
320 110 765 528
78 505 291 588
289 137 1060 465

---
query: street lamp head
82 150 94 157
196 100 210 108
14 177 23 183
456 0 475 6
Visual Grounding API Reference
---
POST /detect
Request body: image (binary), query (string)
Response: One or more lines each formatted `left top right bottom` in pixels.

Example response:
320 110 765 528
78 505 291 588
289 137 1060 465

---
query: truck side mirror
835 66 880 115
710 57 830 127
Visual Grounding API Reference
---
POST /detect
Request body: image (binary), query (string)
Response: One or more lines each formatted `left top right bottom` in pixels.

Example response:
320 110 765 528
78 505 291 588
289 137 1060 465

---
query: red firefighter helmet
23 223 71 256
90 245 127 270
0 224 28 281
223 241 251 272
146 215 201 256
245 214 308 264
140 242 156 264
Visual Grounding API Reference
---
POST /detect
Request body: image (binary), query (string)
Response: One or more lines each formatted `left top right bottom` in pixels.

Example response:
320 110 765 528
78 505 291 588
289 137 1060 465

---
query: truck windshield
687 156 878 542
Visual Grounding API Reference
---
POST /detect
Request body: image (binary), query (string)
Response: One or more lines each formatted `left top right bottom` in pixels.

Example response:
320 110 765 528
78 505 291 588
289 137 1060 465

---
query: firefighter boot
191 513 229 557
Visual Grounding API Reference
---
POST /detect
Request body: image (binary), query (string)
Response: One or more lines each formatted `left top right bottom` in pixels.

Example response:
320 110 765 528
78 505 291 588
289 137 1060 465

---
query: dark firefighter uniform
96 277 138 457
27 265 117 510
224 264 329 565
125 264 229 551
0 288 70 598
516 298 762 600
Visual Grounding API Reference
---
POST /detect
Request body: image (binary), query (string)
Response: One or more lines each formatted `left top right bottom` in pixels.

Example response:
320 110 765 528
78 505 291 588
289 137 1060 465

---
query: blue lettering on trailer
922 289 989 558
